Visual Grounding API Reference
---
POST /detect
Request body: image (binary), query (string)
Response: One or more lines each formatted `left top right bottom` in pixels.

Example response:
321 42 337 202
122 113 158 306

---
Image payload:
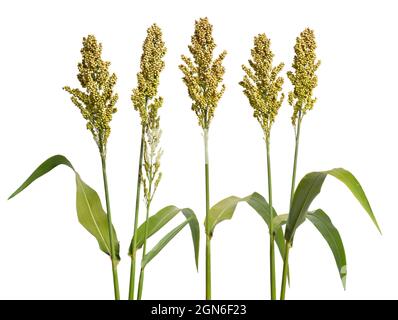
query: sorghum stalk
129 25 166 300
239 34 284 300
204 128 211 299
180 17 227 300
137 176 152 300
280 28 320 300
266 136 276 299
63 35 120 299
128 126 144 300
100 151 120 300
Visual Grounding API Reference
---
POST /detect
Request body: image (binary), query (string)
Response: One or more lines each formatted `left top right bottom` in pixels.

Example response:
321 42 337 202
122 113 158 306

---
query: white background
0 0 395 300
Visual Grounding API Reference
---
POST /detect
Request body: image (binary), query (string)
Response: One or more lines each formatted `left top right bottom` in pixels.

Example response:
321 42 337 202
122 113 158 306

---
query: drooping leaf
75 174 120 260
181 208 200 270
9 155 120 260
129 205 181 254
8 155 74 199
206 196 241 236
141 213 199 269
285 172 327 242
307 209 347 289
141 220 190 268
244 192 287 259
326 168 381 233
285 168 380 243
129 206 200 269
205 192 286 259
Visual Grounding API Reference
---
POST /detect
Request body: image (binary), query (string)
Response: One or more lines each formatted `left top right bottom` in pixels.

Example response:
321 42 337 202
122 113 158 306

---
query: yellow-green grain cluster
63 35 118 153
131 24 166 129
287 28 321 126
179 17 227 129
132 24 166 204
240 34 285 137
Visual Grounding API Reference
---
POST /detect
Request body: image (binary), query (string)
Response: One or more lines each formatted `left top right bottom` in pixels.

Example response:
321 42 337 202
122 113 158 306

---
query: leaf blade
75 174 120 260
206 192 286 260
327 168 381 233
244 192 287 259
206 196 241 236
141 219 190 268
8 155 74 199
129 205 181 255
307 209 347 289
181 208 200 270
285 172 327 242
9 154 120 260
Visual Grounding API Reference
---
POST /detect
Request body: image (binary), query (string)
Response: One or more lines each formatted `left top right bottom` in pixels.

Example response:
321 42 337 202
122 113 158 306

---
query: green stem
128 127 145 300
266 136 276 300
280 241 291 300
281 115 302 300
204 129 211 300
289 117 302 206
100 153 120 300
137 200 151 300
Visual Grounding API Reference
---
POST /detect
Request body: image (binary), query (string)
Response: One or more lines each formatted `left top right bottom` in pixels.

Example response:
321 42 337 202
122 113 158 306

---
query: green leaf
181 208 200 270
9 155 120 260
8 155 74 199
327 168 381 233
307 209 347 289
75 174 120 260
129 206 200 269
285 168 380 243
141 217 194 269
244 192 287 260
205 192 286 260
129 205 181 253
285 172 327 242
206 196 241 236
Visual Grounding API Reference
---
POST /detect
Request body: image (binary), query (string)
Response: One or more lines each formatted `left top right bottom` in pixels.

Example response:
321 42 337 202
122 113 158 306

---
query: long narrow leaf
285 168 380 243
181 208 200 270
129 206 200 270
8 155 74 199
128 205 182 254
206 192 286 259
76 174 120 260
307 209 347 289
134 208 200 269
285 172 327 242
206 196 241 236
245 192 287 258
141 219 190 269
9 155 120 260
327 168 381 233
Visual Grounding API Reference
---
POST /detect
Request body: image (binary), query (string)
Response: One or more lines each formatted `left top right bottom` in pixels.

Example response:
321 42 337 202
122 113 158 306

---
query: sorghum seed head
239 33 284 137
287 28 321 126
179 17 227 129
63 35 118 153
132 24 166 127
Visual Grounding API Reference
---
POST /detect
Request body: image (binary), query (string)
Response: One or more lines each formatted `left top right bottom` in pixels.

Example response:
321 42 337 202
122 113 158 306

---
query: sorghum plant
129 24 166 300
9 35 122 299
278 28 381 299
128 24 200 300
239 33 284 299
9 30 199 301
179 17 227 300
205 28 380 300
